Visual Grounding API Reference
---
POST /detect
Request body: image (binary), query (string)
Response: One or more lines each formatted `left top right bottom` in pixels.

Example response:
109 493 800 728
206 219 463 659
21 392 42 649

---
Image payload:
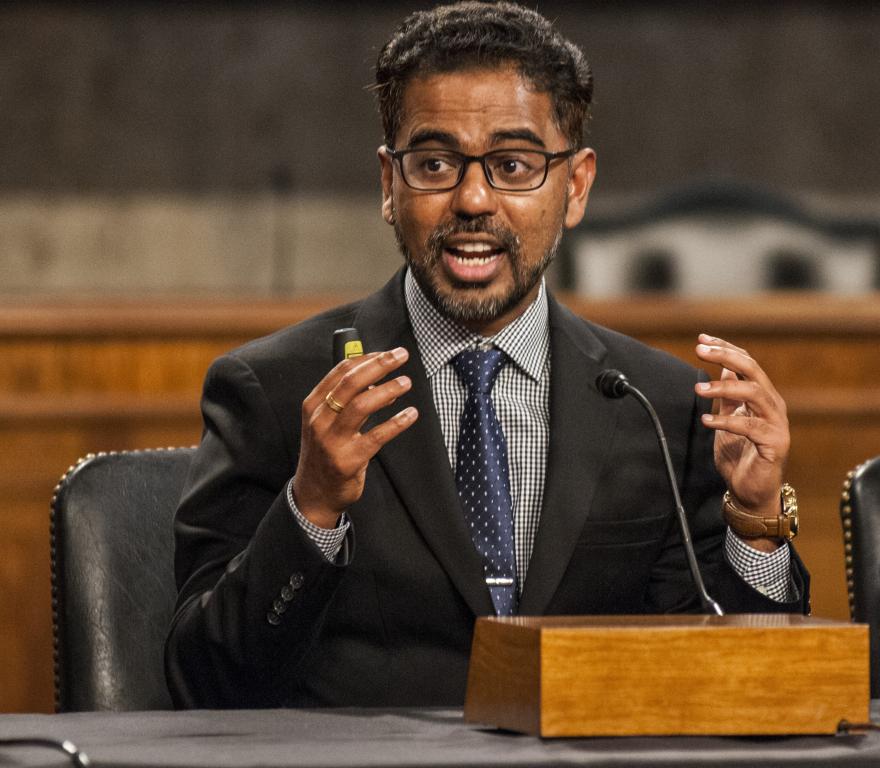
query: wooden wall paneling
1 340 240 395
0 498 54 714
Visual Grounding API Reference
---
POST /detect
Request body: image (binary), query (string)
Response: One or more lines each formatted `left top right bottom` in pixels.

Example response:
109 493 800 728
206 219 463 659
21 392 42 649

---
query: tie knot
452 347 507 394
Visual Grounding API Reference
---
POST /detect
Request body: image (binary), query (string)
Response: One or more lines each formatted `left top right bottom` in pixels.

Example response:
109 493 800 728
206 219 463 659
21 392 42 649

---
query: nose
450 159 498 219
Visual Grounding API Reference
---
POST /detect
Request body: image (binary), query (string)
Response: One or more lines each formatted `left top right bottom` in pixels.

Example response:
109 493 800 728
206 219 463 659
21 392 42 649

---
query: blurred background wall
1 0 878 297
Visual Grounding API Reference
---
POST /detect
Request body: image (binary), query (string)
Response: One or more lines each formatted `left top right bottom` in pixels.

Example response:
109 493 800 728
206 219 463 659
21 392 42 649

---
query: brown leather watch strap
722 485 799 541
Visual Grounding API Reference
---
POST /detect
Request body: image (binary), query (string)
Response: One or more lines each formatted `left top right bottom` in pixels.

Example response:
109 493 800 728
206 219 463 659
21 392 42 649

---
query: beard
394 214 563 327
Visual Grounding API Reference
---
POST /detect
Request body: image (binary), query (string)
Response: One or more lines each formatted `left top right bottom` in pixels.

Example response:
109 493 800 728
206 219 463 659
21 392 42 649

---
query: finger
324 347 410 409
715 368 747 417
310 402 419 498
694 358 752 419
700 411 790 455
303 352 382 413
695 342 757 378
695 377 782 421
356 406 420 460
698 333 749 358
697 334 752 383
694 342 778 397
699 333 751 379
330 374 413 432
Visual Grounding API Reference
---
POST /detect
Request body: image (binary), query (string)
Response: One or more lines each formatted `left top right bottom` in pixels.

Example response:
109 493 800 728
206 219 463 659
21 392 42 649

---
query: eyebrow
490 129 546 148
406 130 460 148
404 128 547 150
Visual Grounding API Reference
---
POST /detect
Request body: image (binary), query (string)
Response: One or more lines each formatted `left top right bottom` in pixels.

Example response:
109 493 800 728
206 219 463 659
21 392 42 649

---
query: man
166 1 808 709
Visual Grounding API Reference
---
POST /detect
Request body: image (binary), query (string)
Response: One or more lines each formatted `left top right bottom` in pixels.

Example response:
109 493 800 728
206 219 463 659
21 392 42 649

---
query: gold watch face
781 483 798 539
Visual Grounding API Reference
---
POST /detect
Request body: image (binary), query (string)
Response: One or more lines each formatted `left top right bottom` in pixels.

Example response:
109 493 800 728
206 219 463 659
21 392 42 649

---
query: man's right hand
292 347 418 528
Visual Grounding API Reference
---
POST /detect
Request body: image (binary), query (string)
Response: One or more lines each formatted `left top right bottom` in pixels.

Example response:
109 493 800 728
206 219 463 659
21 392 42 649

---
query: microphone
595 369 630 399
596 368 724 616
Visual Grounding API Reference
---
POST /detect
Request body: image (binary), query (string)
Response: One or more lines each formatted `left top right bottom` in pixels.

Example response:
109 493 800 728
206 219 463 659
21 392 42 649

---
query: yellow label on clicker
344 341 364 359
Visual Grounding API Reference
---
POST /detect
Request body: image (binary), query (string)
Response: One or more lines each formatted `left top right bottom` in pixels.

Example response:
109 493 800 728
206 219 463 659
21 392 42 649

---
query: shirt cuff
724 528 794 602
287 477 349 562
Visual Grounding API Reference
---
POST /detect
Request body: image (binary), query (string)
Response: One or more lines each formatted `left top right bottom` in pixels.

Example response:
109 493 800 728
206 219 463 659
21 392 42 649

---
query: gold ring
324 391 345 413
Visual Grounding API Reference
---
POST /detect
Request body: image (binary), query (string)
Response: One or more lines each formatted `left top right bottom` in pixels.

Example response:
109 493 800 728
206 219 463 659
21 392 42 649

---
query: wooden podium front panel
465 615 870 737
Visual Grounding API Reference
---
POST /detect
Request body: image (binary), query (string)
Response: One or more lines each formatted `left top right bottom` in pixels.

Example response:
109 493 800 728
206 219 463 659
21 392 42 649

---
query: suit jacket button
280 585 295 602
273 598 288 614
266 611 281 626
290 572 305 590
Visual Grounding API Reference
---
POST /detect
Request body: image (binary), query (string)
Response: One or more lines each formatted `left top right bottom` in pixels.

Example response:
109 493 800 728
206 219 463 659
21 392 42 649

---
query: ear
378 146 395 226
563 148 597 229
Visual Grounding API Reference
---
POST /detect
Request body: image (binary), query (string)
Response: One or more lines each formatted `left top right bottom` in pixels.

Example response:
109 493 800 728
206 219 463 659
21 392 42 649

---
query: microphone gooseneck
595 369 724 616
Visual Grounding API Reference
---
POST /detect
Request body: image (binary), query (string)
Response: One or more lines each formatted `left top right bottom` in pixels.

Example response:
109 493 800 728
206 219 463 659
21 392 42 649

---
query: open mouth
443 240 506 281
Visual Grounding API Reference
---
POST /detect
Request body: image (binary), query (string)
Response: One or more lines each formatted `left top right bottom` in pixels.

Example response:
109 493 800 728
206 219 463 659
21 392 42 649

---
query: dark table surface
1 705 879 768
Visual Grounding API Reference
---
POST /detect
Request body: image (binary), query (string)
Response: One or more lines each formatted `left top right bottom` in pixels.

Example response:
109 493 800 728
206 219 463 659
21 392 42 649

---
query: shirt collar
404 268 549 382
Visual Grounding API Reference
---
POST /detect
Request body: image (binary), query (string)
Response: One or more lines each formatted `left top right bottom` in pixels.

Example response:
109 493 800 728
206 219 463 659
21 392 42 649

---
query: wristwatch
722 483 799 541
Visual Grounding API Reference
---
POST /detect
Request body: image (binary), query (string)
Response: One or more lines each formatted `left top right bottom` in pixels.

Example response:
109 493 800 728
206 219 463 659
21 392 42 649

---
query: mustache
425 217 520 261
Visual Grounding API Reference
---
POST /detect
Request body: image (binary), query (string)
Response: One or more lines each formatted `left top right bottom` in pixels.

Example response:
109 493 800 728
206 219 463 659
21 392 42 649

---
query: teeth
454 255 494 265
454 242 494 253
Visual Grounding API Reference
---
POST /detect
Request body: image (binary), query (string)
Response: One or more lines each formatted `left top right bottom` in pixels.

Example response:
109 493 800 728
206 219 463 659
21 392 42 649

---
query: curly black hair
374 1 593 148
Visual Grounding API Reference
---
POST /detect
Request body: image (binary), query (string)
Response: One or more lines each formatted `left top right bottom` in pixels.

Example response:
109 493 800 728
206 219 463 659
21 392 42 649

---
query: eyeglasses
386 147 578 192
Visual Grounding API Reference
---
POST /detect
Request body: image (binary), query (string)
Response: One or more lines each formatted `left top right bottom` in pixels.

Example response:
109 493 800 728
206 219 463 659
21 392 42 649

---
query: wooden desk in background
2 293 878 713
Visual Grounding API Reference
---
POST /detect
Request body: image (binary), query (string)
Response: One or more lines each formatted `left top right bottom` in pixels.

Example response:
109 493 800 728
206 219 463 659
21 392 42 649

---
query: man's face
379 67 596 335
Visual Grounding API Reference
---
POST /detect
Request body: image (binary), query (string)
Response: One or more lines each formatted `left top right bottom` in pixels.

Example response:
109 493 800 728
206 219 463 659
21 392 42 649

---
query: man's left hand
694 333 790 553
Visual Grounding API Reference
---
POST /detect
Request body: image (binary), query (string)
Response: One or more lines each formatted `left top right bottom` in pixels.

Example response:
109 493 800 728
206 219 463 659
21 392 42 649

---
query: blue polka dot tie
452 348 517 616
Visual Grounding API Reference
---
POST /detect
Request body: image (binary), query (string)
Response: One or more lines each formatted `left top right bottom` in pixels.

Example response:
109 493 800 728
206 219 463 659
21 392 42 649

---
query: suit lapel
518 296 620 615
354 273 494 617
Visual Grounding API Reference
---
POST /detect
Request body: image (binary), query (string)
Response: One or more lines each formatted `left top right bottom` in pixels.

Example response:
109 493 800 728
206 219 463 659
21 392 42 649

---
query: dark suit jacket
165 270 809 709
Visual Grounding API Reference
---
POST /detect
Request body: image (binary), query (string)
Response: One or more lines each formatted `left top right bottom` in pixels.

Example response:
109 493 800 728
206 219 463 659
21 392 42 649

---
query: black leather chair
50 447 195 711
840 455 880 698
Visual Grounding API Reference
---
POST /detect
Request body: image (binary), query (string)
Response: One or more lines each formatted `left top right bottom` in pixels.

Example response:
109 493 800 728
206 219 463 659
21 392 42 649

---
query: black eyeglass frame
386 146 579 192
